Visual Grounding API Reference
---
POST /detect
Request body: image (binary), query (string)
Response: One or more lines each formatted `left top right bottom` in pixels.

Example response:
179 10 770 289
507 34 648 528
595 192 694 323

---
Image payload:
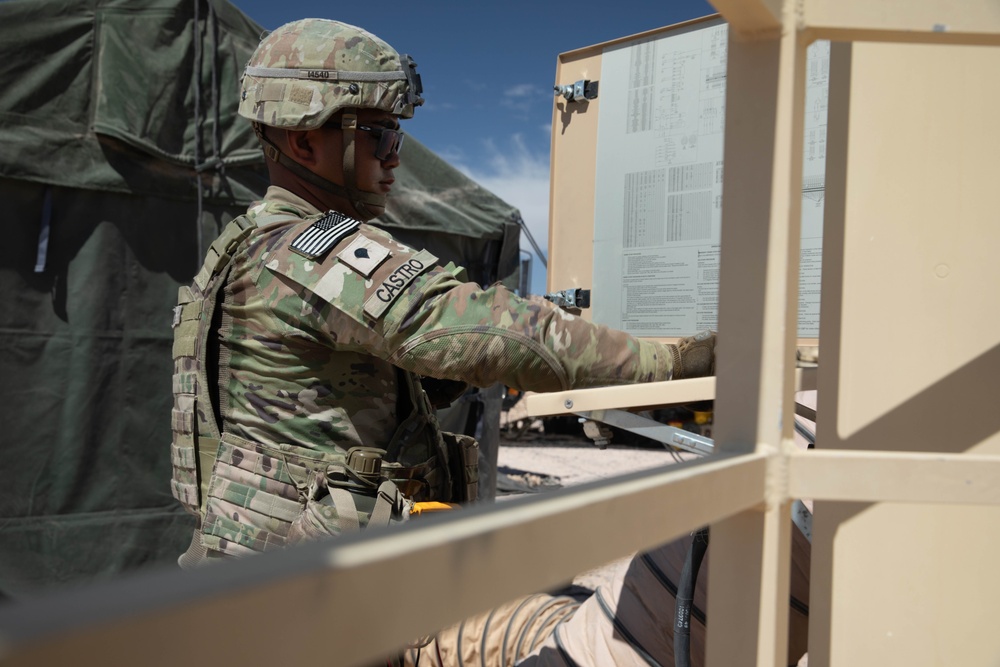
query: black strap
254 120 386 219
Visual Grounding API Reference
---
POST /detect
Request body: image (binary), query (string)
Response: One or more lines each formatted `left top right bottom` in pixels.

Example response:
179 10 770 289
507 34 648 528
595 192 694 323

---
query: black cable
674 528 709 667
671 529 811 667
639 552 707 626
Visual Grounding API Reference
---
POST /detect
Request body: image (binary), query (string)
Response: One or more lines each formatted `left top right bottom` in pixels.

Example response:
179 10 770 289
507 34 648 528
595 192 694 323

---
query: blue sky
231 0 716 293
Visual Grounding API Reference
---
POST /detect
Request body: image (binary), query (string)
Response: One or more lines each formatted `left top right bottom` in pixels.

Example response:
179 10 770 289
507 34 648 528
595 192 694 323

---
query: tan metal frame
544 0 1000 664
2 1 1000 665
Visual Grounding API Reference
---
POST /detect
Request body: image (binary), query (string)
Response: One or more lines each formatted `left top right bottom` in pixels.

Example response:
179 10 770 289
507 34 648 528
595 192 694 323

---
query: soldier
168 18 741 667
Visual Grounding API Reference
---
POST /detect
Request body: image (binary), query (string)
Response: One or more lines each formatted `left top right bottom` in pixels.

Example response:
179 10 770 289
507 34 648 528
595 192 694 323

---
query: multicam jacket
223 186 672 454
171 185 673 560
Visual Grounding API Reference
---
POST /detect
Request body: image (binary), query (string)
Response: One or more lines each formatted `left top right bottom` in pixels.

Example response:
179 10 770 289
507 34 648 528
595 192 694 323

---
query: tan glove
669 330 717 379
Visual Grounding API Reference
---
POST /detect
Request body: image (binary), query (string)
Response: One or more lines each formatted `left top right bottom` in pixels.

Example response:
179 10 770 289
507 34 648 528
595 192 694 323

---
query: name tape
363 249 437 320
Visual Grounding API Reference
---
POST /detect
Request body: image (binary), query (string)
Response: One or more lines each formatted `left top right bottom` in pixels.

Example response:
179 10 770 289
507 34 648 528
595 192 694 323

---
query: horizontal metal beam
803 0 1000 46
0 453 767 667
789 449 1000 504
525 368 816 417
526 376 716 416
710 0 782 36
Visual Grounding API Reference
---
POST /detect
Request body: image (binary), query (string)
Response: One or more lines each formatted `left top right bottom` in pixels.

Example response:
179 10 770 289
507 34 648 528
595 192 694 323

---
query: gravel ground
496 400 694 492
498 431 685 488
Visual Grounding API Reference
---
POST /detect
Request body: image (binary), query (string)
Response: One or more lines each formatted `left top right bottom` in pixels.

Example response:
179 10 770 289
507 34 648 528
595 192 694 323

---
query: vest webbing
169 214 258 517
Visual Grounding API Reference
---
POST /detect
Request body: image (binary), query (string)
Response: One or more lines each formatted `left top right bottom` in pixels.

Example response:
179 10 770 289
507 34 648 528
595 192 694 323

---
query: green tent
0 0 521 598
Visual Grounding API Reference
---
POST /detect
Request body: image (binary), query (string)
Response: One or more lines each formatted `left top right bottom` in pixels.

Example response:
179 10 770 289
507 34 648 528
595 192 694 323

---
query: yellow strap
410 501 459 515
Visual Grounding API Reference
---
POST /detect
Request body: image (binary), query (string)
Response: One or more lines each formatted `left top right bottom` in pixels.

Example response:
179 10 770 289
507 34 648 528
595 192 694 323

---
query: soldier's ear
285 128 319 165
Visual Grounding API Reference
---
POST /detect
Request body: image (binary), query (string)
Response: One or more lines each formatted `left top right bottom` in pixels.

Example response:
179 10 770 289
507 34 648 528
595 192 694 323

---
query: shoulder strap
369 480 407 528
327 489 362 533
193 214 257 292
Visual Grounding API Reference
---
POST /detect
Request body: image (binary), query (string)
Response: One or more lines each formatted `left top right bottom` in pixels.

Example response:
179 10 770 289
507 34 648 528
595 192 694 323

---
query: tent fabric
0 0 521 598
0 180 241 597
0 0 267 203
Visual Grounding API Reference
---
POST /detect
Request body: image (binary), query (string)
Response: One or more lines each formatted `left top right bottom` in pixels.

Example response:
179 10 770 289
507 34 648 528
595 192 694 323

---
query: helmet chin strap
253 117 387 222
339 110 387 220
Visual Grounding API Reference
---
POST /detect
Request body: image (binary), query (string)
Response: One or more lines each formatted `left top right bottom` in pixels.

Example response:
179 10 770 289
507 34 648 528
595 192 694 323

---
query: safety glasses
357 124 404 161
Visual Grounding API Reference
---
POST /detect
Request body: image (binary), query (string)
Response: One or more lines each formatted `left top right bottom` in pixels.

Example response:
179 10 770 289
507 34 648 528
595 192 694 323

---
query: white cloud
434 145 467 165
504 83 536 99
500 83 550 115
453 134 551 295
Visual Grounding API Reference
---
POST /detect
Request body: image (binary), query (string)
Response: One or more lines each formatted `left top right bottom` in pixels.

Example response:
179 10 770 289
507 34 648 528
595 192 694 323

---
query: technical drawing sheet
592 18 828 337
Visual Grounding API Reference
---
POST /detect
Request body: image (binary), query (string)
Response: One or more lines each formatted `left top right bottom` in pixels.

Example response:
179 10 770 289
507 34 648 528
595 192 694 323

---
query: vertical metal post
707 0 807 664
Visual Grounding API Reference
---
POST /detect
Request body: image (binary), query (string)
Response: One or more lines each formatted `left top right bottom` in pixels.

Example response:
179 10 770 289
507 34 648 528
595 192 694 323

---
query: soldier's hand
670 330 716 379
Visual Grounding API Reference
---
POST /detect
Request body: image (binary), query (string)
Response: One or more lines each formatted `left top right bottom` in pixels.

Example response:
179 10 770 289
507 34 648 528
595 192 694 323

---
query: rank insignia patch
289 211 361 259
337 236 391 278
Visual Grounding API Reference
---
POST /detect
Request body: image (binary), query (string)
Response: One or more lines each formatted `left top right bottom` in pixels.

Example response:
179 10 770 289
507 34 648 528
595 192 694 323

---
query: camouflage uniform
173 182 674 559
225 183 672 449
170 17 723 665
226 186 672 454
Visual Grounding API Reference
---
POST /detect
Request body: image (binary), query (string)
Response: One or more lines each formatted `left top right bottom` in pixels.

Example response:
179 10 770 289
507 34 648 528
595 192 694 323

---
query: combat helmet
239 19 423 220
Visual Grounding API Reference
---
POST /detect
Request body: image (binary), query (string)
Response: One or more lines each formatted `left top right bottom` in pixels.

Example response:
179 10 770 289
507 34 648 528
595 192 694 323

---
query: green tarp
0 0 520 598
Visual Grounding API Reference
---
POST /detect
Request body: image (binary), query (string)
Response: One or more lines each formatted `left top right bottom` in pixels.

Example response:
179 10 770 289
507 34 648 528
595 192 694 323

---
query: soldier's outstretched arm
381 269 673 392
375 256 716 391
264 223 714 392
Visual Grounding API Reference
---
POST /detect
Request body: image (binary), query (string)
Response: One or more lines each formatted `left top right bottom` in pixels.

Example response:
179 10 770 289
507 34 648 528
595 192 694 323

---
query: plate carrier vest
169 213 479 565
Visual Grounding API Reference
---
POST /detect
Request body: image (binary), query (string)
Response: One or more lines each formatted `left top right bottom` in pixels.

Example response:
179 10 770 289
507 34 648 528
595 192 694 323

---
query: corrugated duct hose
673 528 709 667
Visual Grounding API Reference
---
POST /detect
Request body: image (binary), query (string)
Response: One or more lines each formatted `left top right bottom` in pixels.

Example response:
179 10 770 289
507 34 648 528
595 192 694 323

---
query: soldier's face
352 109 403 198
313 109 402 216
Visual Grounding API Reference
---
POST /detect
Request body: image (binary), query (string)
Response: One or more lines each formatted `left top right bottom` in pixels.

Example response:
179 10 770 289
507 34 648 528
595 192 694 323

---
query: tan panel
548 48 601 318
813 39 1000 667
824 40 1000 450
803 0 1000 46
548 15 720 339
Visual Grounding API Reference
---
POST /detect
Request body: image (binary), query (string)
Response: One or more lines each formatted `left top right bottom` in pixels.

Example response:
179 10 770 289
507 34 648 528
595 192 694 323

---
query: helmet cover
239 19 423 129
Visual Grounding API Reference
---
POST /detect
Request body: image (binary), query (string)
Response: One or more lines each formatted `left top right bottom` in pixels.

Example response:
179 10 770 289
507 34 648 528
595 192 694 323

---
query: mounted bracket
544 287 591 311
553 79 599 103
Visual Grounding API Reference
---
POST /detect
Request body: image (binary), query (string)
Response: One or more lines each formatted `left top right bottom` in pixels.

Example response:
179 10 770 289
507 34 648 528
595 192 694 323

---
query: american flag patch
289 211 361 259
